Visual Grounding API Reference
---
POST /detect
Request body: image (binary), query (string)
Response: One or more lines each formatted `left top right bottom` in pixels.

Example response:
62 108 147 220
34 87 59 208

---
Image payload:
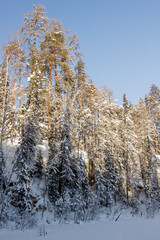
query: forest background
1 1 160 229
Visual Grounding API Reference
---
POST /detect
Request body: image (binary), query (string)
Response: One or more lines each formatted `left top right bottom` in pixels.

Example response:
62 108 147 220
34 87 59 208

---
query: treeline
0 5 160 228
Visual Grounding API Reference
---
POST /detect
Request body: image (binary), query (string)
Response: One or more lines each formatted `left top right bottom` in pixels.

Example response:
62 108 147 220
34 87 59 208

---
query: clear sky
1 0 160 104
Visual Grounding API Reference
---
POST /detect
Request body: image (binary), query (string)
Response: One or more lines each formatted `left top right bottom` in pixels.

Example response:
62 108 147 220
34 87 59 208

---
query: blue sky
1 0 160 104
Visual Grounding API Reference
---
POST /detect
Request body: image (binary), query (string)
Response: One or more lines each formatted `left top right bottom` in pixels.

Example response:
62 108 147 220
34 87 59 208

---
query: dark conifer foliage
0 145 6 193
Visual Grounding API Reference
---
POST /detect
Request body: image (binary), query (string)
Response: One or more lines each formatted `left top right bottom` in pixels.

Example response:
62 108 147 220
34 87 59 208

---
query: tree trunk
48 60 52 129
0 56 9 145
11 58 17 143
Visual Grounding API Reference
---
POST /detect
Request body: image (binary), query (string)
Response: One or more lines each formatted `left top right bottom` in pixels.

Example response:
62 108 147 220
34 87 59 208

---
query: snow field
1 215 160 240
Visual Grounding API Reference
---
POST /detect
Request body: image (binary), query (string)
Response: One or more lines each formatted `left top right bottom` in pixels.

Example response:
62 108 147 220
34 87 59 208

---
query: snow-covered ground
1 214 160 240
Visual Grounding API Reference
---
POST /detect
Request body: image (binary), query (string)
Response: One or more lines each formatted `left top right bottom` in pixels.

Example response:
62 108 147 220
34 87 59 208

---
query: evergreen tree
47 108 75 207
21 5 48 138
47 108 95 221
11 122 38 227
0 145 7 225
33 149 44 179
21 4 48 54
105 153 116 206
3 38 25 142
40 19 65 132
0 54 10 142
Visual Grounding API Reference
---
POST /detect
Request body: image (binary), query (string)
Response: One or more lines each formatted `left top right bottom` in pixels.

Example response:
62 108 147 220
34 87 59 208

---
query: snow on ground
1 215 160 240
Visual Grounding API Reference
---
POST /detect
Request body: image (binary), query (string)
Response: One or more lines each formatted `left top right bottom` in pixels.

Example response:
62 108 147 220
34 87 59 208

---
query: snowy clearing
1 215 160 240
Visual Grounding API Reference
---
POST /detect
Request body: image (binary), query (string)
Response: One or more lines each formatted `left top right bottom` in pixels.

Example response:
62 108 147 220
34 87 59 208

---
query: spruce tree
11 122 38 227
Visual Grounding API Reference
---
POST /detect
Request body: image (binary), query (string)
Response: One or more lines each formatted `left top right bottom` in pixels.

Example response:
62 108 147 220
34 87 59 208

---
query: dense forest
1 5 160 228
